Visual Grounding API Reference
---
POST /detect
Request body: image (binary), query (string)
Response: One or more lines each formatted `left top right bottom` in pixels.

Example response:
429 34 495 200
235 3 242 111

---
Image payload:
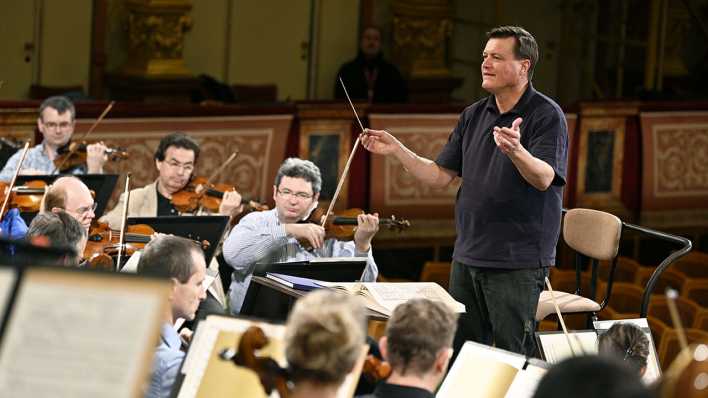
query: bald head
43 176 95 230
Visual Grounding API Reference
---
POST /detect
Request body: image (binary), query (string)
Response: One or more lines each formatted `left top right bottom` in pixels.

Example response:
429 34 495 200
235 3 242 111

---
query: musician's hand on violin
354 212 379 252
86 142 108 173
361 128 402 156
285 223 325 250
219 189 243 216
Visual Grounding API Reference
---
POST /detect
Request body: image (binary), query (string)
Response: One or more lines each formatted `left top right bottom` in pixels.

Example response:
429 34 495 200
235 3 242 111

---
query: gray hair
274 158 322 195
27 211 86 265
39 96 76 121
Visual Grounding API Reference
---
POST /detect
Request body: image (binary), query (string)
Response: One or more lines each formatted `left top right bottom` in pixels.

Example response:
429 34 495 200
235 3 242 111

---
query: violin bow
204 151 239 186
320 78 366 227
544 277 579 357
54 101 115 174
666 287 688 351
116 172 131 271
0 141 31 219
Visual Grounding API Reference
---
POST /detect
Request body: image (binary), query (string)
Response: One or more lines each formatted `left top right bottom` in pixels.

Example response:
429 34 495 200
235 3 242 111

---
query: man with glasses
222 157 380 314
0 96 108 181
42 176 98 231
100 132 243 227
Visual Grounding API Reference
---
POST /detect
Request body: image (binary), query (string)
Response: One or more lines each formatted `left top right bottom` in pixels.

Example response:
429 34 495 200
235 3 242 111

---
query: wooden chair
682 279 708 308
692 309 708 330
648 295 701 329
587 256 640 283
647 316 669 351
419 261 451 290
536 209 622 325
634 267 687 295
658 328 708 370
671 251 708 279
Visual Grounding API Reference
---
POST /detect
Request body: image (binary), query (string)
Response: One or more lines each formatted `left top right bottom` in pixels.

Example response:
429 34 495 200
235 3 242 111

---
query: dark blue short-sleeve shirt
435 84 568 269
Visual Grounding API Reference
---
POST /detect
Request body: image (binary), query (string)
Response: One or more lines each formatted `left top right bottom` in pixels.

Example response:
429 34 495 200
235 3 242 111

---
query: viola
303 207 410 241
0 180 47 213
171 176 269 215
54 141 129 173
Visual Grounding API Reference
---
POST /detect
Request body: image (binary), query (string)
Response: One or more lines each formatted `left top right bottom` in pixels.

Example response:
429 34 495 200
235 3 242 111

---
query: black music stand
15 174 119 224
240 258 367 321
127 216 229 264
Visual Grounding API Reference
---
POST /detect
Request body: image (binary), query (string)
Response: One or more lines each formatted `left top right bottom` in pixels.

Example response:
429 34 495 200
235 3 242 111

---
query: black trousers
449 261 547 357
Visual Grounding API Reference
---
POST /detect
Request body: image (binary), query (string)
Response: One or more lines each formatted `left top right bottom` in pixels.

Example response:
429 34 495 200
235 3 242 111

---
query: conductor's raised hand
361 128 401 156
493 117 523 156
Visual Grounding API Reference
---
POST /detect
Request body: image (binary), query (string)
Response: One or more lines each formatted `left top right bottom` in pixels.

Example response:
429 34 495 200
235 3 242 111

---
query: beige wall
40 0 93 90
184 0 228 80
315 0 360 99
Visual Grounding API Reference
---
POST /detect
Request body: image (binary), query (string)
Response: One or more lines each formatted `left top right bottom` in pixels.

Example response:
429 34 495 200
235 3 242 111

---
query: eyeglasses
165 160 194 173
277 188 313 200
42 121 73 130
73 202 98 216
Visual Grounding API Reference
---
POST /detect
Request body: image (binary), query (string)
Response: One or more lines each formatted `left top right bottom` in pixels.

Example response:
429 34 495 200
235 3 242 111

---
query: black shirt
156 186 179 216
357 383 434 398
435 84 568 269
335 52 408 103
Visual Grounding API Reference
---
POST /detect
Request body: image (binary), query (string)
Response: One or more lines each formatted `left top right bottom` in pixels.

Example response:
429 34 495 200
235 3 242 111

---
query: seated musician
42 176 97 231
0 96 107 181
137 235 207 398
26 211 87 266
359 299 458 398
285 289 367 398
598 323 650 377
222 157 379 314
100 132 242 226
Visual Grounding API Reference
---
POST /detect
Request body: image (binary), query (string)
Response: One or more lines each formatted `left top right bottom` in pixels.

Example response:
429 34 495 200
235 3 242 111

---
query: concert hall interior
0 1 707 398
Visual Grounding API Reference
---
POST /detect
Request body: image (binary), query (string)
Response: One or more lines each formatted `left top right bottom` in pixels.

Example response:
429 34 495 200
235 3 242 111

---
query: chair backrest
635 267 687 295
647 316 668 350
658 328 708 370
419 261 451 290
692 310 708 330
682 279 708 307
648 296 701 328
672 251 708 279
563 208 622 261
595 256 640 283
605 282 644 315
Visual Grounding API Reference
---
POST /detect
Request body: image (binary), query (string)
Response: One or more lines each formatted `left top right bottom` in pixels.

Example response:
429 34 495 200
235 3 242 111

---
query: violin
0 180 47 213
171 176 269 215
303 207 410 241
220 326 291 397
83 221 211 266
54 141 129 173
362 354 392 382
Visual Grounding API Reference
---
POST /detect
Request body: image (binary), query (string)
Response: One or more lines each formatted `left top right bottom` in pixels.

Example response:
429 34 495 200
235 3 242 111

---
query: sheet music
504 364 547 398
178 315 286 398
594 318 661 384
537 331 598 364
437 341 525 398
0 267 16 319
363 282 466 314
0 274 164 398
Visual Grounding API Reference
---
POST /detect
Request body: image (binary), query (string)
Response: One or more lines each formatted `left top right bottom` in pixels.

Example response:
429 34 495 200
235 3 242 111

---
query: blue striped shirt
222 208 378 314
0 143 85 181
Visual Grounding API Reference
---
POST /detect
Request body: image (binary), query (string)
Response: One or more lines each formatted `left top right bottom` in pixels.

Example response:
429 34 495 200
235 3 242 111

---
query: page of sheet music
538 331 598 364
0 267 16 320
594 318 661 384
0 277 164 398
504 364 547 398
437 341 526 398
363 283 466 314
178 316 286 398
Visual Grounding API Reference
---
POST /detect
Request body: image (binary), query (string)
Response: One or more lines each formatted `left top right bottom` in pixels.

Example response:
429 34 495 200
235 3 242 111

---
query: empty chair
587 256 640 283
536 209 622 324
634 267 687 295
419 261 451 290
682 279 708 307
672 251 708 279
648 295 700 329
647 316 668 351
693 310 708 330
658 328 708 370
605 282 645 315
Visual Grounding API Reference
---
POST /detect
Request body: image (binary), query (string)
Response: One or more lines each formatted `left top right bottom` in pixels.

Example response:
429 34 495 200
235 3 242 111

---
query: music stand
241 258 368 321
15 174 119 224
127 216 229 264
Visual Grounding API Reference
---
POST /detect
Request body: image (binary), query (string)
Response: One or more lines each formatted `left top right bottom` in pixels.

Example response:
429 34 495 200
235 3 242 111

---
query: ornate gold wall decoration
121 0 193 77
392 0 452 78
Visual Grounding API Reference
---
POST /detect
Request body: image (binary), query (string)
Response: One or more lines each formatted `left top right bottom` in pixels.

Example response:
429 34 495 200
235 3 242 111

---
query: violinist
42 176 97 231
136 235 207 398
0 96 108 182
358 299 458 398
223 158 379 314
100 132 243 228
26 211 87 267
